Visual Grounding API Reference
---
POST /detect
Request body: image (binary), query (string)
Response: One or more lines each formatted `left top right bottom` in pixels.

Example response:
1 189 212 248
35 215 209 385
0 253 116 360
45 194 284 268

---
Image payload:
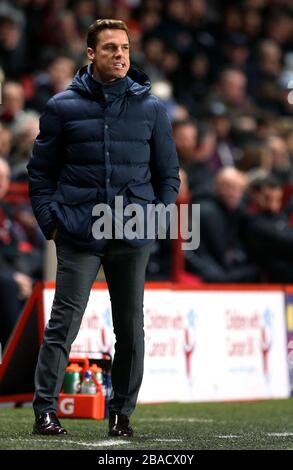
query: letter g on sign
60 397 75 415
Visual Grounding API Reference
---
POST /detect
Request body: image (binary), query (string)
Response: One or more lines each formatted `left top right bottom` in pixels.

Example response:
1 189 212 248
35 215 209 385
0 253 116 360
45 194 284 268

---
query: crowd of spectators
0 0 293 345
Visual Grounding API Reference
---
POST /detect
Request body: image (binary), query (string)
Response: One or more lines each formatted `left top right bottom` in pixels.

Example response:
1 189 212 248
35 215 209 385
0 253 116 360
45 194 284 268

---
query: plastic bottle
80 370 96 395
89 364 104 389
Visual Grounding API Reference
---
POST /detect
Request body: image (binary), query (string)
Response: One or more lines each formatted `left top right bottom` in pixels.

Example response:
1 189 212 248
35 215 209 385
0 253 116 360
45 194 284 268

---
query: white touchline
7 438 130 447
74 440 131 447
5 438 183 447
136 417 214 423
153 439 183 442
218 433 293 439
7 437 184 446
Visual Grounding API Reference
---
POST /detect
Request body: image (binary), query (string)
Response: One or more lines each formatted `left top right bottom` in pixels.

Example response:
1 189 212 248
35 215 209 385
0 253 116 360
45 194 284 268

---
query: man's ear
87 47 95 61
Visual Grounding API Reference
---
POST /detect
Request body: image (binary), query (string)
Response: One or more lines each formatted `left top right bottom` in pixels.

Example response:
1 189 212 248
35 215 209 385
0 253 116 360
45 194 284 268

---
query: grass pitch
0 400 293 450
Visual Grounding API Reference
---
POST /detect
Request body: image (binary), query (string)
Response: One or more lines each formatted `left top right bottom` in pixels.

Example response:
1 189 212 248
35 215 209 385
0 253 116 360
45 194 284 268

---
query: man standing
27 19 179 437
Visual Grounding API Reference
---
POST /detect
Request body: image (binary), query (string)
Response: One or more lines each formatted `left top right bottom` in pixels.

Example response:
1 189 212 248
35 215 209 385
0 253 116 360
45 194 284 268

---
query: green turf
0 400 293 450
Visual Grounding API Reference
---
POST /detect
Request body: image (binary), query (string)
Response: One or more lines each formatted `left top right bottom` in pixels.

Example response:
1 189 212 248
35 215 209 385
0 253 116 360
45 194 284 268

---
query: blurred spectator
220 4 242 35
245 168 270 213
55 10 86 63
221 32 250 69
185 167 259 282
157 0 194 54
0 81 26 132
0 2 27 79
174 51 212 117
0 157 34 349
10 111 40 180
247 40 283 112
264 7 292 52
141 36 166 81
138 5 160 34
71 0 96 34
37 0 68 48
205 68 256 120
244 176 293 282
262 135 292 184
242 5 263 44
174 119 217 201
29 55 76 112
0 81 40 179
255 112 280 140
173 118 198 163
205 102 239 169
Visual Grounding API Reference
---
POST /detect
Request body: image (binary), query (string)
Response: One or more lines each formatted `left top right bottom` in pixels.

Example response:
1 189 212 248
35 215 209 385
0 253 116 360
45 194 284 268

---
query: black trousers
33 237 153 418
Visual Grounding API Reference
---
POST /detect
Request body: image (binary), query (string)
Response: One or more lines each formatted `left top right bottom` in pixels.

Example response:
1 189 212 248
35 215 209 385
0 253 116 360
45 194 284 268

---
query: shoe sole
108 432 133 438
32 428 68 436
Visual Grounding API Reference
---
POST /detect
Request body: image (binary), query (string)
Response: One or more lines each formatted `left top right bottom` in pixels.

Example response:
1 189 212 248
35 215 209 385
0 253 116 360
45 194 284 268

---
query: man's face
173 124 197 159
3 83 24 114
217 174 246 211
87 29 130 82
261 186 283 214
221 71 246 104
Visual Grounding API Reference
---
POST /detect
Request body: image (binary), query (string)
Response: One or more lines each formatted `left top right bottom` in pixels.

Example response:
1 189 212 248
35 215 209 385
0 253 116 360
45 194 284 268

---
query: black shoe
33 412 67 436
108 413 133 437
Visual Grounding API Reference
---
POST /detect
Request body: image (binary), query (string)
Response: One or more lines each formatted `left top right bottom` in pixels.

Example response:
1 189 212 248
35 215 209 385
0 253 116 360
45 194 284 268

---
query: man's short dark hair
172 118 197 132
87 19 129 49
262 175 283 190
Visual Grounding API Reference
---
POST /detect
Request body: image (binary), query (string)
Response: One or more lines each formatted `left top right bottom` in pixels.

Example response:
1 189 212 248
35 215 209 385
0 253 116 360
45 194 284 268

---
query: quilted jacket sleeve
150 99 180 206
27 97 63 239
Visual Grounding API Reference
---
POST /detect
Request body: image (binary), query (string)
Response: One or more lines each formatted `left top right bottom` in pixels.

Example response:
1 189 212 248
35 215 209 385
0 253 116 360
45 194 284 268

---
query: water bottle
80 370 96 395
89 364 104 390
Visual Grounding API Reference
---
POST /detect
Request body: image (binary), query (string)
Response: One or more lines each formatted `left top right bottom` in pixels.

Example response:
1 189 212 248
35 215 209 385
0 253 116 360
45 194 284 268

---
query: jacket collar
68 63 151 100
87 63 129 102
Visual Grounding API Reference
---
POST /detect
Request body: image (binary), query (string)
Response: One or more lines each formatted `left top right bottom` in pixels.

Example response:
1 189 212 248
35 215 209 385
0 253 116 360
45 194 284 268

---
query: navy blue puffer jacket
27 64 180 250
